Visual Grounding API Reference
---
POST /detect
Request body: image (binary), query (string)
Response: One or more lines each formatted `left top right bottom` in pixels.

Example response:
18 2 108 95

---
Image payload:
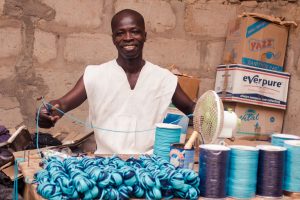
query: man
37 9 195 154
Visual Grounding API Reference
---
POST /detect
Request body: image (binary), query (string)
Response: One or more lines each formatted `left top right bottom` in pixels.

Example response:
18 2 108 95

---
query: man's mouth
123 45 136 51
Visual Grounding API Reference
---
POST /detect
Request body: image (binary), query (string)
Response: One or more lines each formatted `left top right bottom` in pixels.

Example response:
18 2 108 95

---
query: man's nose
124 32 133 40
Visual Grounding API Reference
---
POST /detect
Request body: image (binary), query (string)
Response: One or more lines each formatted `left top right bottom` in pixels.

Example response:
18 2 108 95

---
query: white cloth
83 59 177 154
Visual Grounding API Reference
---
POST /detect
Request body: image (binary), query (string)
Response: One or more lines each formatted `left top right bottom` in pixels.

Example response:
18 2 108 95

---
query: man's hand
36 100 62 128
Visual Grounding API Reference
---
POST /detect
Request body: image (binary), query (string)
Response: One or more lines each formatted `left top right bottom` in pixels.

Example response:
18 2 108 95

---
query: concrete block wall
0 0 299 137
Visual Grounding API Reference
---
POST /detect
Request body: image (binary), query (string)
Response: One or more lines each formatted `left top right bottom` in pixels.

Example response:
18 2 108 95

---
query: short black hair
111 9 145 31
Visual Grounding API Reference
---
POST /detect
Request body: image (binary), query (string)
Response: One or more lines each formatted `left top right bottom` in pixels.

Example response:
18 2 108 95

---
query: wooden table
16 150 297 200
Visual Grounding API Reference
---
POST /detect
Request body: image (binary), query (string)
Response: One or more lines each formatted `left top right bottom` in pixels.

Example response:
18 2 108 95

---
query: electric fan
185 90 239 149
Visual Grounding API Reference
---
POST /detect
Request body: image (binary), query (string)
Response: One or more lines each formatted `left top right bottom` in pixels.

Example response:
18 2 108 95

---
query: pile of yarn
34 155 200 200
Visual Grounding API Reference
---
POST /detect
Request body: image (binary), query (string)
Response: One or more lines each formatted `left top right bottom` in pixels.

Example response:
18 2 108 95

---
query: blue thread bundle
154 123 182 161
34 155 200 200
283 140 300 192
271 133 300 147
199 144 230 199
227 145 259 199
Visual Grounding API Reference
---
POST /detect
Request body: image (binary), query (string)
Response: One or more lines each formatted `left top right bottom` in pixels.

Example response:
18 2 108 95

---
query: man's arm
171 83 196 115
37 75 87 128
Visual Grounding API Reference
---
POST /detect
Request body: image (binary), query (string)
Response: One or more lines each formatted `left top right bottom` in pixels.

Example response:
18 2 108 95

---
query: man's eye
115 32 124 36
131 30 140 34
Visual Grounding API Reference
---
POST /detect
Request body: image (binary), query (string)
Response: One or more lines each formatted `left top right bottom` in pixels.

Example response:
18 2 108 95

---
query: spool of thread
271 133 300 147
154 123 181 161
227 145 259 199
256 145 286 198
283 140 300 192
199 144 230 199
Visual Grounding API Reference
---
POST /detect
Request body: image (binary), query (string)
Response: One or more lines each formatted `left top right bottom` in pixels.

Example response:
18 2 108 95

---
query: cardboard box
215 64 290 110
223 13 290 71
177 75 200 101
224 102 284 140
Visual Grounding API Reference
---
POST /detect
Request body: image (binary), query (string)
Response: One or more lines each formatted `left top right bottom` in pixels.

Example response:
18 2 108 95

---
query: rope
41 98 193 133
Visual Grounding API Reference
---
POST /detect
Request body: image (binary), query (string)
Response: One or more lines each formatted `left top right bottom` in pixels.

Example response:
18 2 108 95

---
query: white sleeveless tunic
83 60 177 154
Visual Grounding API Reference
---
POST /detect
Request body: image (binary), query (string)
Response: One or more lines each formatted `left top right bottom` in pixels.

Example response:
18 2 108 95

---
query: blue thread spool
199 144 230 199
283 140 300 192
272 133 300 147
169 143 195 169
227 145 259 199
154 123 181 161
256 145 286 198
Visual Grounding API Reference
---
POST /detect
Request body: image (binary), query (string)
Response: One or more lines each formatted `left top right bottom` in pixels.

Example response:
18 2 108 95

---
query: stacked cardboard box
215 13 296 139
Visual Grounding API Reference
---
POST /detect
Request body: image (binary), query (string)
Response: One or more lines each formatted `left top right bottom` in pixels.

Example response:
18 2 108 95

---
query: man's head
111 9 147 60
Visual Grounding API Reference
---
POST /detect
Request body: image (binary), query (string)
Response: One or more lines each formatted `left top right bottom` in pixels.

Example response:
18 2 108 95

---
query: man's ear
111 34 116 45
144 32 147 42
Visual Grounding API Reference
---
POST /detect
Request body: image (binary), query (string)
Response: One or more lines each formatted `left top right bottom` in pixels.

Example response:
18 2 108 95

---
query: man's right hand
35 75 88 128
36 101 62 128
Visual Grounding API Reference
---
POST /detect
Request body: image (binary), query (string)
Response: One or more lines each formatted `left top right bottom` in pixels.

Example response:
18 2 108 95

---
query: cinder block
144 37 200 71
185 3 237 37
64 33 116 64
40 0 103 28
0 64 15 80
0 0 4 15
0 95 23 129
283 82 300 135
0 28 21 58
115 0 176 33
198 78 215 98
34 30 57 64
201 41 225 78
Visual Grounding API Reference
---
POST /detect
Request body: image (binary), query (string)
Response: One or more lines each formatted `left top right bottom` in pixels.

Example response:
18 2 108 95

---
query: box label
246 20 270 38
242 57 283 71
215 65 290 109
249 38 274 51
240 109 259 122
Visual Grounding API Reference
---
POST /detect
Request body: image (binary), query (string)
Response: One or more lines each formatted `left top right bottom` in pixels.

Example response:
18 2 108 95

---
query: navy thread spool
227 145 259 199
199 144 230 199
256 145 286 198
271 133 300 147
169 143 195 169
283 140 300 192
154 123 181 161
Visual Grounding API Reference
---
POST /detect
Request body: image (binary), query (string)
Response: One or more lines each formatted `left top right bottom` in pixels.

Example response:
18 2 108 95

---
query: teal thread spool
283 140 300 192
227 145 259 199
272 133 300 147
272 133 300 146
154 123 181 161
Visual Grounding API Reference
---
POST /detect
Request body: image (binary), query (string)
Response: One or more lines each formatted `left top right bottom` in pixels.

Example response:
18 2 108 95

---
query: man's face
112 14 147 60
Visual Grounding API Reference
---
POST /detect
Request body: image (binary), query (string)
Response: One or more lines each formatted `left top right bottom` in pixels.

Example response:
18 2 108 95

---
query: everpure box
215 64 290 110
223 13 291 71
